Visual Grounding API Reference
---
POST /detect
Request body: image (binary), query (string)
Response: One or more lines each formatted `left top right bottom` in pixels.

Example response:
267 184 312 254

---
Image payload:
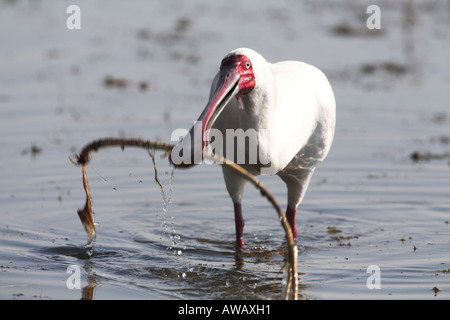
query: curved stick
74 137 174 166
72 137 298 299
70 138 174 250
203 153 298 299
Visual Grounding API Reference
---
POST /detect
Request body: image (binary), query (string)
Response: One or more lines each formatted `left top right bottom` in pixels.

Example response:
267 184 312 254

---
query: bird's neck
237 74 277 131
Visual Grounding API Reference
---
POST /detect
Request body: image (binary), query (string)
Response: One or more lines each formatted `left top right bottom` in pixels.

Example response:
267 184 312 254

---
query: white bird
170 48 336 247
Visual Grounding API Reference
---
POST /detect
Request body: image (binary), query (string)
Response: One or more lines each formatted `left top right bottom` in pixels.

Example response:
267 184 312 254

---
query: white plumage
171 48 336 247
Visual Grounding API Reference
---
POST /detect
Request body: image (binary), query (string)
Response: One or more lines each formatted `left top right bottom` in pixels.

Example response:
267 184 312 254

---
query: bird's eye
245 61 251 69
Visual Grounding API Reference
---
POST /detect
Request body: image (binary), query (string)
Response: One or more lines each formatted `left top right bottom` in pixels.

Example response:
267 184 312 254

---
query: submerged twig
410 150 450 162
71 137 298 299
69 138 174 253
78 164 95 250
149 150 167 205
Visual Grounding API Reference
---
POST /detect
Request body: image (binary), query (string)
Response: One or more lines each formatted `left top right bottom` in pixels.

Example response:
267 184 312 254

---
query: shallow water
1 0 449 300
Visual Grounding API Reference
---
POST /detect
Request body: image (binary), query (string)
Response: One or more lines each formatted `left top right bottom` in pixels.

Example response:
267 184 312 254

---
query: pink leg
286 206 298 239
234 203 245 247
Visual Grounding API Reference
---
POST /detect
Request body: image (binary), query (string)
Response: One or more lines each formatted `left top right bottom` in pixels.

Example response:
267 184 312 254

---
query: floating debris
103 75 150 91
327 226 342 234
136 28 152 40
410 150 450 162
432 286 440 296
21 144 42 157
139 81 149 91
430 135 450 145
332 22 355 36
360 62 408 76
331 21 382 37
103 75 128 88
432 113 447 124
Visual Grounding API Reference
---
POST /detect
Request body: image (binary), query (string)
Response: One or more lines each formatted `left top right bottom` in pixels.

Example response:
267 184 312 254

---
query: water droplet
171 249 182 256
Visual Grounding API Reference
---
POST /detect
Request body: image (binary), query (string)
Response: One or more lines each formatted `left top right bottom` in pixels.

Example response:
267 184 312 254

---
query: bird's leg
234 203 245 247
286 206 298 239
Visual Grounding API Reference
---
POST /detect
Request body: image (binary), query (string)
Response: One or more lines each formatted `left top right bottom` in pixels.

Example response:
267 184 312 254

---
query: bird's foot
235 237 245 248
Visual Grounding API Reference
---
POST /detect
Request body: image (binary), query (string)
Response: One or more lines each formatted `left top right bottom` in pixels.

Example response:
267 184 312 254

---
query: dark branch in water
71 137 298 299
69 138 174 250
73 137 174 166
410 150 450 163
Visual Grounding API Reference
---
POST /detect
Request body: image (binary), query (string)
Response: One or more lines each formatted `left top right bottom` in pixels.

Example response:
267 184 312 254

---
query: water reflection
80 262 98 300
69 239 291 300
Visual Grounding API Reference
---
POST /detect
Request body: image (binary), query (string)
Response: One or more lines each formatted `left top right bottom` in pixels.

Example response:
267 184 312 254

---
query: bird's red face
201 54 255 148
219 54 255 99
